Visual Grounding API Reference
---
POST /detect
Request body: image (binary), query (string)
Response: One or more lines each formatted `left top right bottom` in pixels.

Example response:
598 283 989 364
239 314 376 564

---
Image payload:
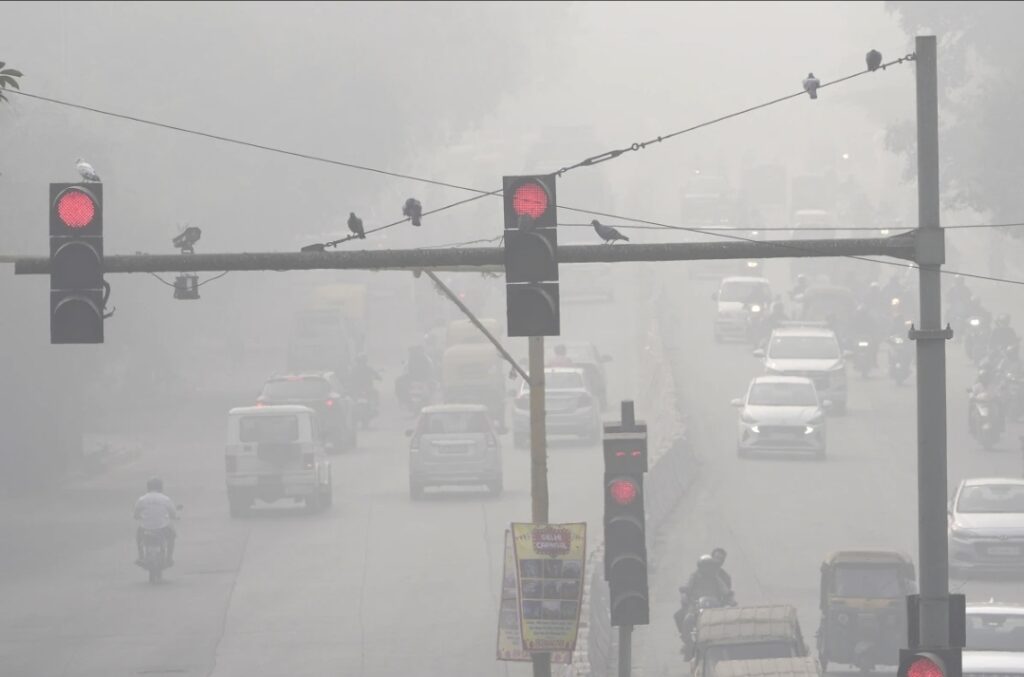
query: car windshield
957 484 1024 513
832 566 905 598
704 641 797 668
966 613 1024 651
419 412 491 435
748 383 818 407
720 282 771 304
524 372 585 391
262 378 331 400
239 415 299 443
769 335 840 360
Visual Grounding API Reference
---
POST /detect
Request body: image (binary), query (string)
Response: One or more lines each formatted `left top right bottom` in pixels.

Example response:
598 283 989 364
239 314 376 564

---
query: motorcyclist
790 274 809 301
676 555 734 654
851 303 880 366
133 477 178 567
990 315 1020 355
349 353 381 413
396 345 436 408
711 547 732 591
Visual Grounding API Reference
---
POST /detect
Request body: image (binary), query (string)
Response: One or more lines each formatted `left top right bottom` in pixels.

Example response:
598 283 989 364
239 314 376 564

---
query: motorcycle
674 587 736 658
404 379 434 413
887 335 913 385
745 302 768 345
138 529 172 584
354 387 379 429
968 390 1004 450
964 316 991 364
851 338 875 378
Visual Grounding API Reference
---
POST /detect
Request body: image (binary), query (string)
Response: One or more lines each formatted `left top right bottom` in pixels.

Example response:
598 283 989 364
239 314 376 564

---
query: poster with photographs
496 530 571 663
511 522 587 653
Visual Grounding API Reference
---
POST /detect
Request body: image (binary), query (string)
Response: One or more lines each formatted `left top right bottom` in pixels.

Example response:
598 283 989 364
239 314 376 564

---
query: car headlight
746 260 759 268
892 337 905 345
969 317 981 327
857 341 870 348
750 424 760 433
750 304 762 313
804 426 815 435
891 297 901 306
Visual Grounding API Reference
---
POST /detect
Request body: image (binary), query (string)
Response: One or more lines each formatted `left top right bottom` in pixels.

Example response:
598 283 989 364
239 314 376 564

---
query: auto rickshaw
441 343 507 430
816 550 916 673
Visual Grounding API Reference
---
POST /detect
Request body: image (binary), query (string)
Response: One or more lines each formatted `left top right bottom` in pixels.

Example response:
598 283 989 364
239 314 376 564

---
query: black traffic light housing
603 401 649 627
503 174 559 337
50 183 104 344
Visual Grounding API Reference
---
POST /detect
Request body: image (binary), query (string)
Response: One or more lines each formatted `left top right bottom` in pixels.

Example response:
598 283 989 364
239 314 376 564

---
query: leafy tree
0 61 23 103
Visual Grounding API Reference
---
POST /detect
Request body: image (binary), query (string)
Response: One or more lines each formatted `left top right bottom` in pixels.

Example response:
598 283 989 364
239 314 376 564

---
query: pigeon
347 212 365 239
403 198 423 226
591 219 629 244
76 158 101 182
866 49 882 72
802 73 820 100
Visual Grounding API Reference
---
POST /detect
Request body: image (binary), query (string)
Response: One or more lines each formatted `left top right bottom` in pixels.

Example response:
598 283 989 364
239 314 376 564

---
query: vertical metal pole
618 625 633 677
913 34 950 650
529 335 551 677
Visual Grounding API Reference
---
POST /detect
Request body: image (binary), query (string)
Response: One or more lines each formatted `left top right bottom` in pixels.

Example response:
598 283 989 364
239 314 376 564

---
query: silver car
949 478 1024 577
407 404 503 499
965 603 1024 659
732 376 828 459
755 324 848 414
512 368 601 447
963 652 1024 677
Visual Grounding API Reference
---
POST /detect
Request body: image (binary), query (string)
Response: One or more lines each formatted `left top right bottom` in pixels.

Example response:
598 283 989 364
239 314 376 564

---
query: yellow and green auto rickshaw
816 550 917 673
441 343 507 430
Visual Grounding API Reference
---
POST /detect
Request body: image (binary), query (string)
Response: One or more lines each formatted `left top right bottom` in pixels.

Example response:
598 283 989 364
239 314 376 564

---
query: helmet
697 555 717 572
147 477 163 493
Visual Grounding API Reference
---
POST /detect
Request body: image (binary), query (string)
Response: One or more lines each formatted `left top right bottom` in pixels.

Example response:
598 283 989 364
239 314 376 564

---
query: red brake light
907 658 943 677
325 399 334 407
512 181 549 219
609 479 638 505
255 400 265 408
57 190 96 229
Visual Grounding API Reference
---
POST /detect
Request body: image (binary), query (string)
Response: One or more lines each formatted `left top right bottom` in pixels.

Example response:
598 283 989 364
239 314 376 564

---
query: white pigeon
76 158 101 182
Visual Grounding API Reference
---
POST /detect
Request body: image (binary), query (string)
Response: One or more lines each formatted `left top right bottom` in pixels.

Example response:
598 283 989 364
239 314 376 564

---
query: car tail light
255 398 265 408
225 456 237 473
303 453 315 469
325 399 334 408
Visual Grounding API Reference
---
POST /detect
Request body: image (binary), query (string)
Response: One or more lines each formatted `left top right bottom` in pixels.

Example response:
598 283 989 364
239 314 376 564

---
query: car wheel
409 481 425 500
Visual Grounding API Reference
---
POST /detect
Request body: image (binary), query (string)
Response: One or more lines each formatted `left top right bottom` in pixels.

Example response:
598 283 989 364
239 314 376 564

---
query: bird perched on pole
348 212 365 239
866 49 883 72
592 219 629 244
403 198 423 226
76 158 101 182
802 73 820 99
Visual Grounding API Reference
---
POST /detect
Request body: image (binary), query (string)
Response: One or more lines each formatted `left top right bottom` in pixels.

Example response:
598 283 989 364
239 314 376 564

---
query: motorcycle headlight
750 304 762 313
969 318 981 327
857 341 870 348
892 337 905 345
892 297 901 306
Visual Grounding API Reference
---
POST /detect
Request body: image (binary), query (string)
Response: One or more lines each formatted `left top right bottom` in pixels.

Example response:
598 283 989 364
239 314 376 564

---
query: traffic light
898 650 961 677
603 413 649 627
50 183 104 344
503 174 559 337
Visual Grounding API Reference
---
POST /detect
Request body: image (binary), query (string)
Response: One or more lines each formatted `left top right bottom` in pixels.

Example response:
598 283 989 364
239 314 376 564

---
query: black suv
257 372 357 453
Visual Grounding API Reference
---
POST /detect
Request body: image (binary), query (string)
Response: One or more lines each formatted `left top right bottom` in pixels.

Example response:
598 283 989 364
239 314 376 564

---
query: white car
732 376 828 459
963 652 1024 677
965 603 1024 659
512 368 601 447
755 324 848 413
713 276 773 343
948 478 1024 577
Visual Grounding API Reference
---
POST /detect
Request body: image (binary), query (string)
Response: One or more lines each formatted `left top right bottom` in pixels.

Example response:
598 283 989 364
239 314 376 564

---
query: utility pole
909 35 954 652
529 336 551 677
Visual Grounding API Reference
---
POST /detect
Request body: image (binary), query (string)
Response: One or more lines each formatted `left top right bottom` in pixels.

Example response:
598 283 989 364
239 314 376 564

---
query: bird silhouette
403 198 423 226
802 73 820 100
76 158 101 182
866 50 883 72
348 212 365 239
592 219 629 244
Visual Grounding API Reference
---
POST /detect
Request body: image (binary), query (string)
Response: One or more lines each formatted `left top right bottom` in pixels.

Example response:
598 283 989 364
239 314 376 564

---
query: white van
225 405 333 516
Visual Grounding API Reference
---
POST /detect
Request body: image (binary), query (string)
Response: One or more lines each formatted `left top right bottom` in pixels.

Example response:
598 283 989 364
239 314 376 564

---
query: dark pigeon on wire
402 198 423 226
866 49 883 72
347 212 365 239
802 72 820 99
592 219 629 244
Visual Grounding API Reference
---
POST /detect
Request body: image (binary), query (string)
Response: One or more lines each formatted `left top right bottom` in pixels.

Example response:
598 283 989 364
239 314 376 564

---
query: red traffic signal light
56 189 97 229
610 478 638 505
512 181 550 219
908 657 943 677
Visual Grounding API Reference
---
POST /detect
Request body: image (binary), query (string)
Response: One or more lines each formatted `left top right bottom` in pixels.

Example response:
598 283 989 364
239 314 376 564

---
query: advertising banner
511 522 587 653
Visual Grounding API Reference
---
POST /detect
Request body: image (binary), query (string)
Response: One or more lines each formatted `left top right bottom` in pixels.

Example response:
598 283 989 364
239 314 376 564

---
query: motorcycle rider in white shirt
133 477 178 566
